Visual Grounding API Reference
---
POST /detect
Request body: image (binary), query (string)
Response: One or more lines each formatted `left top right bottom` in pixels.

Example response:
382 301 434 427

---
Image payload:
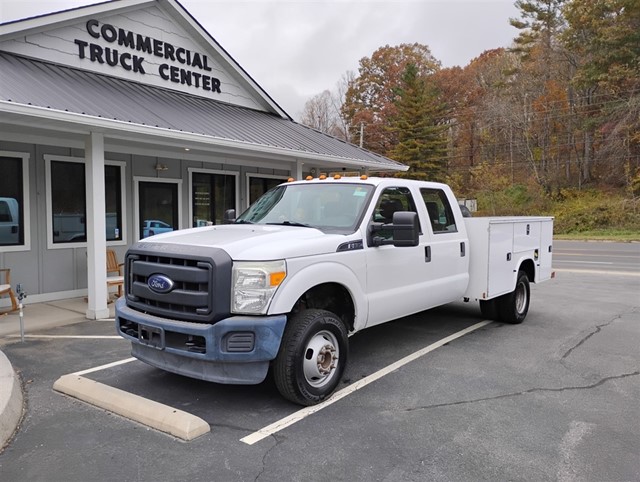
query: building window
138 181 179 239
51 160 87 243
248 175 287 205
46 157 125 246
0 153 29 249
191 171 236 226
105 165 123 241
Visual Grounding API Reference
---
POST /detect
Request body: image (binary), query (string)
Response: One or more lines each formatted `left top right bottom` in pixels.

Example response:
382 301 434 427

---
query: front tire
274 309 348 406
496 270 530 324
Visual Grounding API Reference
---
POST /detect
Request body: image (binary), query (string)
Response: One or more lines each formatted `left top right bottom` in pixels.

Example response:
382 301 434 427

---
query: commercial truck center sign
74 19 222 94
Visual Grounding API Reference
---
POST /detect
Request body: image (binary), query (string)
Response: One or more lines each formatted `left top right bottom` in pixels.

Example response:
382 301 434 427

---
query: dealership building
0 0 405 318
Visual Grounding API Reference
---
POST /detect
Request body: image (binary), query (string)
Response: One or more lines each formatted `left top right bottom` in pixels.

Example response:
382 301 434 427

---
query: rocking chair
0 268 18 315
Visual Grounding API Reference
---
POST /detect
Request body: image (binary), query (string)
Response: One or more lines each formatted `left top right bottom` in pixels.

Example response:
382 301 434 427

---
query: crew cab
116 176 553 405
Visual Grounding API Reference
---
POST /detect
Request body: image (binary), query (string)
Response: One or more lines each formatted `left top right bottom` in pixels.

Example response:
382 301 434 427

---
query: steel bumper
115 297 287 384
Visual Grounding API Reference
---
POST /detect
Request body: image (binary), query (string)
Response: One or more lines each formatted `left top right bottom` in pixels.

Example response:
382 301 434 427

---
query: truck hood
138 224 353 260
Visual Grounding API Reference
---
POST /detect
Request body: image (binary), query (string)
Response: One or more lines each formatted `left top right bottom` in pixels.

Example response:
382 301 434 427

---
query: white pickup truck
116 176 553 405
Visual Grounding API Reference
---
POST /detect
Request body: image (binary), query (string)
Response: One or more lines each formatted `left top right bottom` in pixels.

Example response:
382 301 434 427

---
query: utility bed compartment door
538 219 554 280
514 221 540 252
487 222 515 296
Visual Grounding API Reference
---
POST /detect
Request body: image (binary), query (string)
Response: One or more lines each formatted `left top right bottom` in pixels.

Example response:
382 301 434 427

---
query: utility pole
359 122 364 148
510 124 514 184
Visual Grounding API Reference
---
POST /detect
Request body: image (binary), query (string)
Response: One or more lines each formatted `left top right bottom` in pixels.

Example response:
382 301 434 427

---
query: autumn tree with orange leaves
341 43 440 156
301 0 640 197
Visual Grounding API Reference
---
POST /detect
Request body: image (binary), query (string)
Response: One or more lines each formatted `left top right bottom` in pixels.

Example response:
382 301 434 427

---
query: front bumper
115 297 287 384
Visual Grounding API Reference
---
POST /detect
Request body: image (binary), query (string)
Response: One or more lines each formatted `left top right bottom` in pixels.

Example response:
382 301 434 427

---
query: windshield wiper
234 219 254 224
266 221 313 228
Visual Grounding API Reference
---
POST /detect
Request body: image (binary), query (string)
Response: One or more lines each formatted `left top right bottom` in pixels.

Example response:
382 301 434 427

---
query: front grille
124 243 232 323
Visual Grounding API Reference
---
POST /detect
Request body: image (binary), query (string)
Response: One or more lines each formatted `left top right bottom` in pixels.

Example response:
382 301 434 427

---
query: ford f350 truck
116 176 553 405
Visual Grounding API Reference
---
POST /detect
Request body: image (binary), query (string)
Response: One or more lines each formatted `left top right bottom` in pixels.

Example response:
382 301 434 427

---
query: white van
0 197 19 245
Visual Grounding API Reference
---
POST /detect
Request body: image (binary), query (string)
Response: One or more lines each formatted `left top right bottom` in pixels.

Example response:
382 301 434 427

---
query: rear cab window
420 188 458 234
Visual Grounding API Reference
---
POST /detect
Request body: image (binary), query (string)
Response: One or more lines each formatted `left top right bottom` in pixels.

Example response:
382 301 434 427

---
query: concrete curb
0 350 24 450
53 374 210 441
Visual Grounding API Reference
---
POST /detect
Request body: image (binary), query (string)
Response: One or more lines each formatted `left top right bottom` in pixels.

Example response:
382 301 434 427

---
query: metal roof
0 52 406 171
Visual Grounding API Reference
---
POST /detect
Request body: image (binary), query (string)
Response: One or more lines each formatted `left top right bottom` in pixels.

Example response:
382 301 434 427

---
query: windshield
236 182 374 233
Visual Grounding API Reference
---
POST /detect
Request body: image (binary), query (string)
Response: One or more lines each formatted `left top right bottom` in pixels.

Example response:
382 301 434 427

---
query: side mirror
223 209 236 224
368 211 419 247
391 211 419 247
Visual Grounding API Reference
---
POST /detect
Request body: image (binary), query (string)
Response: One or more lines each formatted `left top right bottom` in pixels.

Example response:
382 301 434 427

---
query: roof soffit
0 100 407 172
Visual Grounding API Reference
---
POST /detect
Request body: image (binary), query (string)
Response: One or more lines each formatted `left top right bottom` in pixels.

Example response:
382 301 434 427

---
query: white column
294 160 304 180
85 132 110 320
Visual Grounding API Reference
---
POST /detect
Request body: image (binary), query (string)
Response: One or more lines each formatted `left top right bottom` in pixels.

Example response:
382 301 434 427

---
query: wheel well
291 283 355 332
519 258 536 283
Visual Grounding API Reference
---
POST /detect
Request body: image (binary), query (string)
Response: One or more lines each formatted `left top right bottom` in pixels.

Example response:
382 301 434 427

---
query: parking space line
73 357 136 376
240 320 492 445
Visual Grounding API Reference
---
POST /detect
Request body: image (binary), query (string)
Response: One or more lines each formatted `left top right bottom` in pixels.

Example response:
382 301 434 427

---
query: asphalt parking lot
1 241 639 481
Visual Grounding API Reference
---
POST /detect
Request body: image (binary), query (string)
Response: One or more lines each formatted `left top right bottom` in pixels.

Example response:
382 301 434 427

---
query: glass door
191 172 235 226
138 181 178 239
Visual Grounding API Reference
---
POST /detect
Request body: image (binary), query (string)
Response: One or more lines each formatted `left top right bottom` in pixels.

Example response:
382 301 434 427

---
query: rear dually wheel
496 270 530 324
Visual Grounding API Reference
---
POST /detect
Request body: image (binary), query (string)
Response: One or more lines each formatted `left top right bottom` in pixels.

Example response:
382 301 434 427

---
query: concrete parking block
0 350 24 449
53 374 210 441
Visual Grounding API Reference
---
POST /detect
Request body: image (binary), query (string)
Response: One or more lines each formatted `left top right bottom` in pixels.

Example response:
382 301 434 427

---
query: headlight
231 260 286 314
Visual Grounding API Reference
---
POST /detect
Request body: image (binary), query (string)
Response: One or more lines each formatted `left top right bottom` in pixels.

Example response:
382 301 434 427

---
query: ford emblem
148 274 174 294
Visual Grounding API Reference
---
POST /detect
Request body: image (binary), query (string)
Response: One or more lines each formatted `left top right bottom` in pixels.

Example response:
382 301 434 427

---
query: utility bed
464 217 554 300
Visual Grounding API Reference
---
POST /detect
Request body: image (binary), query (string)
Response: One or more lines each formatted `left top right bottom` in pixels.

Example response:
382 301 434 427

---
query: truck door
364 186 450 327
420 187 469 303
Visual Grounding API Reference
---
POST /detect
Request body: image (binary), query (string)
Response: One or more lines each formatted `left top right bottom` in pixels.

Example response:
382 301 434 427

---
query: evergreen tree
562 0 640 92
341 44 440 154
510 0 567 61
387 64 448 181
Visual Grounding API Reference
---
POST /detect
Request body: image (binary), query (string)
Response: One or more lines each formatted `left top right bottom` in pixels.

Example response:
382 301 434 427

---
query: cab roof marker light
319 174 327 180
360 175 368 180
305 175 313 181
287 177 295 182
334 174 342 179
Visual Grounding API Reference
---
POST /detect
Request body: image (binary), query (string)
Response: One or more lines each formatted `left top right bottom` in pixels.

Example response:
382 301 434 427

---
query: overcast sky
1 0 520 120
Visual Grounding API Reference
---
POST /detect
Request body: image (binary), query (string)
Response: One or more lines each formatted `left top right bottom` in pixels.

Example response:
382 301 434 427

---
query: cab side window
372 187 420 239
420 188 457 234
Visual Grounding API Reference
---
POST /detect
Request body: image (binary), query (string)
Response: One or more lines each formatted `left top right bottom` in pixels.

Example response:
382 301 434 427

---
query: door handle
460 242 466 257
425 245 431 262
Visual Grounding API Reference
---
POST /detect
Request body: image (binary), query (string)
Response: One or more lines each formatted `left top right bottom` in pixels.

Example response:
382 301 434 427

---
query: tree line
299 0 640 199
